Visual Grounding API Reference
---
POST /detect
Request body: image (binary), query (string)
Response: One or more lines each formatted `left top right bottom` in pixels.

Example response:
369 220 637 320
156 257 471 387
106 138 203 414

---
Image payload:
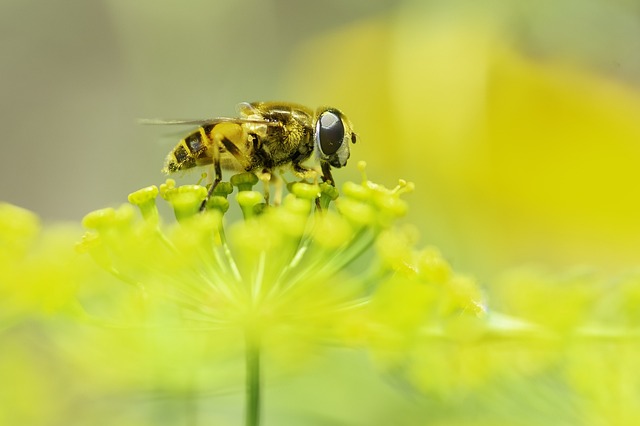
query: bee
144 102 357 210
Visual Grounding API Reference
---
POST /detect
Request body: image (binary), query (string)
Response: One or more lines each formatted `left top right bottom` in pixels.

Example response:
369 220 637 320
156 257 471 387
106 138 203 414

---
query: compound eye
316 111 345 156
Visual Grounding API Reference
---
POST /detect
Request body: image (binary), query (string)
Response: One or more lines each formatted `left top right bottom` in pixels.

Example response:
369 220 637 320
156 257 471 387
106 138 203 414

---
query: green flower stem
245 327 261 426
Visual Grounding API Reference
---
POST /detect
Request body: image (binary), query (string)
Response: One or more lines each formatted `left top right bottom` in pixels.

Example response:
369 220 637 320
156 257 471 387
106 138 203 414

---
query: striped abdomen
163 122 253 174
163 126 215 174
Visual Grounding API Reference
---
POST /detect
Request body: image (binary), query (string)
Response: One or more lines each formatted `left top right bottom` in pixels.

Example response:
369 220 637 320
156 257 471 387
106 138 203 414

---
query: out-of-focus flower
366 263 640 425
4 166 640 424
272 10 640 423
0 203 81 328
283 8 640 276
0 203 88 425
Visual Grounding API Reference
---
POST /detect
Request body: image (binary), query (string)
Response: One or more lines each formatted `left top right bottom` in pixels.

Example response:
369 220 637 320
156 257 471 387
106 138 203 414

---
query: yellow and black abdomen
162 127 213 174
163 122 251 174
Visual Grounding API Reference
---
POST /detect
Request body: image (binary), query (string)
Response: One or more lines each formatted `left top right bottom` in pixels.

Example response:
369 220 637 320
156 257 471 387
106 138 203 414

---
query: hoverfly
143 102 356 210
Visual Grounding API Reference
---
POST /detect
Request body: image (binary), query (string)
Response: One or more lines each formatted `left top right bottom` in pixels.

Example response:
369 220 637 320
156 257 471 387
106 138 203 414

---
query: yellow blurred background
3 0 640 280
3 1 640 424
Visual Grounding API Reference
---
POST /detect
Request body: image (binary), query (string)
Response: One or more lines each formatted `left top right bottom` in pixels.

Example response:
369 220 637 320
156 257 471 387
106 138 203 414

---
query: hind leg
199 123 251 211
200 137 223 211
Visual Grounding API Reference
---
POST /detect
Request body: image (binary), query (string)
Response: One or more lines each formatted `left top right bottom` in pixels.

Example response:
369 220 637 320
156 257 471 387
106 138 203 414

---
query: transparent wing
138 117 277 126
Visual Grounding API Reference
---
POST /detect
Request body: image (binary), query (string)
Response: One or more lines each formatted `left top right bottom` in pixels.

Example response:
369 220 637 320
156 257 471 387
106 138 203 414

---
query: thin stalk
245 328 261 426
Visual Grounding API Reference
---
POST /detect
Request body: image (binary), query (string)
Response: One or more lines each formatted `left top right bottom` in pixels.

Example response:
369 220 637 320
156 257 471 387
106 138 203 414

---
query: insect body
156 102 356 208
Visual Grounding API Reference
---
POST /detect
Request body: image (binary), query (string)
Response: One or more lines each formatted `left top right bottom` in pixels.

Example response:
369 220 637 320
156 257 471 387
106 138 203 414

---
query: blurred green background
3 1 640 425
3 0 640 280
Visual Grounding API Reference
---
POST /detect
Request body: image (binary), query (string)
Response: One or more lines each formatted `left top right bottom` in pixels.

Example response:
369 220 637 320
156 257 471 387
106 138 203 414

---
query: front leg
320 162 334 185
292 162 320 181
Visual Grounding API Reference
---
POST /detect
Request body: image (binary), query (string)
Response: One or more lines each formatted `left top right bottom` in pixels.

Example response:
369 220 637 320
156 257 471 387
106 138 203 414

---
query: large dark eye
316 111 344 155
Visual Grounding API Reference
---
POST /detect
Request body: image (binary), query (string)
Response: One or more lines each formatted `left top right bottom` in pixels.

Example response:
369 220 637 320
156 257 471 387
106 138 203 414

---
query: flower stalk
244 325 261 426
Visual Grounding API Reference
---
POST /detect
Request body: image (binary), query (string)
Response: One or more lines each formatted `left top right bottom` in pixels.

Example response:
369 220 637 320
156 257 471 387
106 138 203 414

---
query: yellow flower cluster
75 165 482 365
0 203 81 327
5 167 640 424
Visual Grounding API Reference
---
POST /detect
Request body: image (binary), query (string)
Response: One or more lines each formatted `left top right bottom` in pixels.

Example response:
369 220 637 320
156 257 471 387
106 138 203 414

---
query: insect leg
200 153 222 211
219 136 252 171
199 127 222 212
292 162 320 181
199 123 254 211
273 172 284 206
219 132 269 204
256 169 272 205
320 162 334 185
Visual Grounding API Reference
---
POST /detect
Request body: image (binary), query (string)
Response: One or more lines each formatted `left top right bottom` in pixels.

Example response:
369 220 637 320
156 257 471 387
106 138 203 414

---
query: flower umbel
75 164 483 425
7 166 640 425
